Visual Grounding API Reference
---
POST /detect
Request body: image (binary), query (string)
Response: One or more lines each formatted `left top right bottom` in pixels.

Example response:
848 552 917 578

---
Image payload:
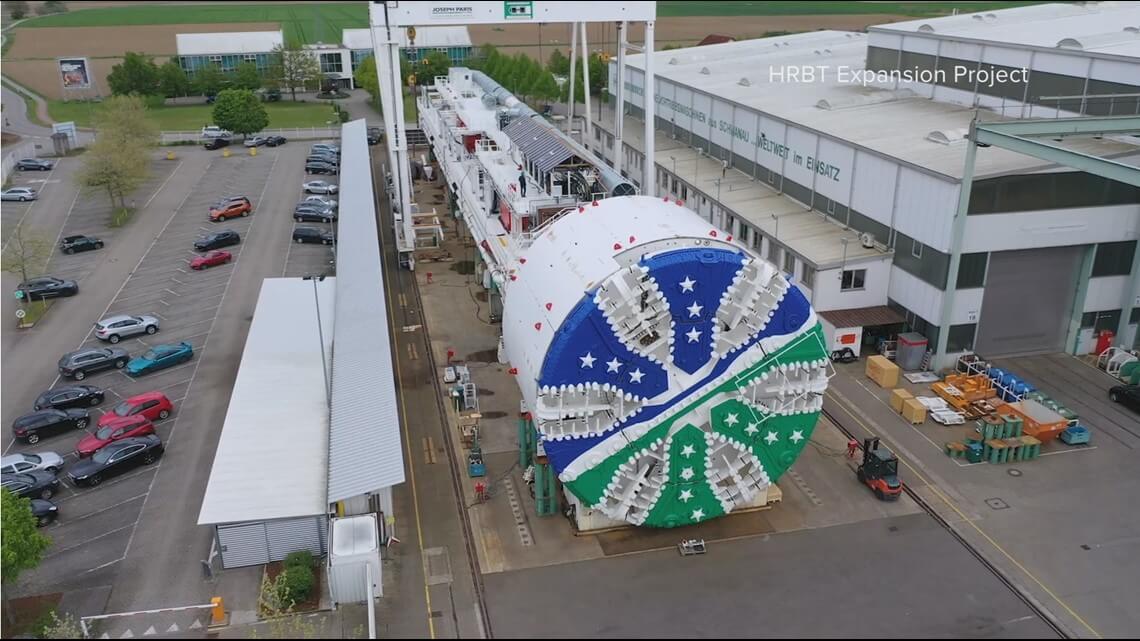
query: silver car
302 195 338 209
94 314 160 344
303 180 338 195
1 187 37 202
1 452 65 475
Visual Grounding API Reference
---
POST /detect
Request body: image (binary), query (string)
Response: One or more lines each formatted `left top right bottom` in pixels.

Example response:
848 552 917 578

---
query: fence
159 127 343 145
1 141 40 184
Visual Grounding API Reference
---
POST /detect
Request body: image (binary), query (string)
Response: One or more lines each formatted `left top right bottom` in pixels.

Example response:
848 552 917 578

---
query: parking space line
44 522 137 560
170 277 186 285
51 467 156 506
55 493 149 525
164 288 181 297
84 558 125 574
135 337 152 349
2 161 61 253
159 300 170 306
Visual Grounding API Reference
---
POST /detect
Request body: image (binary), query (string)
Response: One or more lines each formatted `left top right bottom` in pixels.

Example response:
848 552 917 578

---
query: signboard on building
371 1 654 26
58 58 92 90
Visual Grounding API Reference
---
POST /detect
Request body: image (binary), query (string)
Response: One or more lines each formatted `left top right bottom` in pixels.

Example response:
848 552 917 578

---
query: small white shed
328 514 382 605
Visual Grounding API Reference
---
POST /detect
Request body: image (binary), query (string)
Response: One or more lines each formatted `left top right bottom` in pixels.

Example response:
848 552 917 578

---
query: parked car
69 436 164 487
94 314 160 344
305 161 338 175
265 135 287 147
0 187 37 202
30 498 59 526
293 226 335 245
16 277 78 301
311 143 340 155
201 125 231 138
243 136 269 148
33 385 105 411
2 452 65 475
293 206 337 223
209 197 252 222
194 230 241 252
303 180 338 195
1109 384 1140 413
16 158 53 171
60 235 104 254
302 195 337 209
307 149 339 161
12 409 90 444
126 342 194 377
58 347 129 381
190 249 232 270
2 472 60 499
367 127 382 145
97 391 174 427
204 137 231 151
76 415 156 458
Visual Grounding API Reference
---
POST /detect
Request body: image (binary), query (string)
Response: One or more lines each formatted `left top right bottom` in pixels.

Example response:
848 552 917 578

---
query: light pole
303 274 332 411
695 148 704 186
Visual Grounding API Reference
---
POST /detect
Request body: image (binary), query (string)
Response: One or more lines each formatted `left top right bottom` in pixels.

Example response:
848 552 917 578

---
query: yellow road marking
826 391 1102 639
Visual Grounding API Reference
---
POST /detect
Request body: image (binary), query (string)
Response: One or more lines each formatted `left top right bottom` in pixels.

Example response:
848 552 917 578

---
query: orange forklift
857 437 902 500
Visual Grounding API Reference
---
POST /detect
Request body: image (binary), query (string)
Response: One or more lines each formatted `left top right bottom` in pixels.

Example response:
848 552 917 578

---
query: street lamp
303 274 332 411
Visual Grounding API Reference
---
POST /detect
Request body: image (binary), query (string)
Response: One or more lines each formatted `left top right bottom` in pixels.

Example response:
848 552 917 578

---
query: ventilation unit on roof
738 77 751 87
860 233 875 249
926 129 969 145
668 57 680 65
1124 26 1139 33
700 67 711 75
918 24 935 32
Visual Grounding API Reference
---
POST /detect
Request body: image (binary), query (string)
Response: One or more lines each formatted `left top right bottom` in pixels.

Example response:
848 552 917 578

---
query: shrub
283 550 315 570
278 565 314 606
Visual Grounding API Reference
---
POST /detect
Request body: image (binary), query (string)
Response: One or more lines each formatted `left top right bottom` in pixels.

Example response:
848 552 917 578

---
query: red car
190 250 232 270
97 391 174 428
75 415 156 458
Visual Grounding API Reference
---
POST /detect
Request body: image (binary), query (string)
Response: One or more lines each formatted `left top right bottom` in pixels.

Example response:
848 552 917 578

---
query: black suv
34 385 105 411
305 161 338 176
1109 384 1140 413
16 158 53 171
293 205 337 223
2 472 61 499
367 127 382 145
293 227 335 245
265 135 287 147
58 347 129 381
60 235 104 254
205 137 231 151
16 277 78 300
11 409 91 444
194 230 241 252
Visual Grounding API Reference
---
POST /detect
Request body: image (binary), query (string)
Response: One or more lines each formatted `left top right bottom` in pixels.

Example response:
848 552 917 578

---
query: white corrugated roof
198 278 335 525
342 26 471 51
870 2 1140 58
176 31 283 56
621 30 1139 180
327 119 404 502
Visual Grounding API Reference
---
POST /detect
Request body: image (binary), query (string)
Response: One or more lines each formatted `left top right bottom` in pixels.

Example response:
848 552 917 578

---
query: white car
302 195 338 209
201 125 232 139
1 187 37 202
94 314 160 344
1 452 65 475
303 180 338 195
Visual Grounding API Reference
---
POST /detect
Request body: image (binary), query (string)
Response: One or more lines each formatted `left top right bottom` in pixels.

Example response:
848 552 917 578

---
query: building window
595 127 601 141
783 251 795 276
243 54 257 63
742 226 752 247
768 242 780 265
947 324 976 352
911 239 923 259
681 185 688 202
1132 308 1140 324
957 253 988 289
768 170 778 185
841 269 866 291
1082 309 1122 332
320 52 343 74
671 178 678 194
801 264 816 289
826 199 836 215
1092 241 1136 277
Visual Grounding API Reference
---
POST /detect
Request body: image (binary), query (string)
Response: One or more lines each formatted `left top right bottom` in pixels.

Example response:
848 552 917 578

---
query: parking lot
2 141 340 607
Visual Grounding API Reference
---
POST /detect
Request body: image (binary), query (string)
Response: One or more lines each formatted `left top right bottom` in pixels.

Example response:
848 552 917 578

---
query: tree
81 96 155 214
2 491 52 625
547 49 570 76
192 64 226 98
92 95 158 150
9 1 29 20
1 224 52 287
212 89 268 140
232 62 262 91
531 71 560 103
107 52 161 96
38 612 84 639
420 50 451 86
272 43 320 101
37 0 67 15
353 54 379 105
158 60 189 98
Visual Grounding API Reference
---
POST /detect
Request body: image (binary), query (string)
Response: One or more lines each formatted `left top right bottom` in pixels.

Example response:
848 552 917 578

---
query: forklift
857 437 902 501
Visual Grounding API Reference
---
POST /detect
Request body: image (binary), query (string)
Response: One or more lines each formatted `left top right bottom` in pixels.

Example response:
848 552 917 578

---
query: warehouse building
591 2 1140 368
176 31 284 77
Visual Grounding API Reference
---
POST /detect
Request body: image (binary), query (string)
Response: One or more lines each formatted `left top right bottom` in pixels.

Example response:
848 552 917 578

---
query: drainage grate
887 525 899 533
985 497 1010 510
505 477 534 546
787 470 822 507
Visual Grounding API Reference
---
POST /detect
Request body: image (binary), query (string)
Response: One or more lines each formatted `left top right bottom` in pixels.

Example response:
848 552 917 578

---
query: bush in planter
284 550 315 570
278 565 314 606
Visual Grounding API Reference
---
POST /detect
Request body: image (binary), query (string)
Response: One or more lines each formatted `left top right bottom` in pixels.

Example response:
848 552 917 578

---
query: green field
16 1 1048 42
47 99 339 130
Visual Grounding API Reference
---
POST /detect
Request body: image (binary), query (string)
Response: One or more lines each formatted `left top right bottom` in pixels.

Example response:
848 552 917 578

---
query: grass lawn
657 1 1044 17
47 99 340 131
18 3 366 45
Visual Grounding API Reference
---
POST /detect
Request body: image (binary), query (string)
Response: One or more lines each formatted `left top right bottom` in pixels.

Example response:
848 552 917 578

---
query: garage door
974 246 1083 356
217 523 269 568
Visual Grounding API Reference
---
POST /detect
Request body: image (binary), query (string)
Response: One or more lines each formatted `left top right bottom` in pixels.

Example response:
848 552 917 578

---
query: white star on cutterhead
724 412 739 426
629 368 645 384
680 444 696 458
685 327 701 343
744 422 759 435
580 352 596 368
606 358 622 373
691 508 705 521
679 276 696 293
764 431 779 445
678 489 693 503
687 302 703 318
790 430 805 444
680 466 695 481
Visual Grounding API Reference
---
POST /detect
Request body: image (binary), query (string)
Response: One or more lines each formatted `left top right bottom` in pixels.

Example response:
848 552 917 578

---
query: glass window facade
179 52 274 77
969 171 1140 215
1092 241 1137 277
320 52 343 74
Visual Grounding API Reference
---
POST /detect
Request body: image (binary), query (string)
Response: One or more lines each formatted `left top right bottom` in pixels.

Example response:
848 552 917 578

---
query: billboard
58 58 92 90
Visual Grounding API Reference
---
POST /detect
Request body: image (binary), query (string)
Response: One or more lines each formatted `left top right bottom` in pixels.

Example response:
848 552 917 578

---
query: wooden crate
866 355 900 389
890 388 914 413
902 398 927 424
